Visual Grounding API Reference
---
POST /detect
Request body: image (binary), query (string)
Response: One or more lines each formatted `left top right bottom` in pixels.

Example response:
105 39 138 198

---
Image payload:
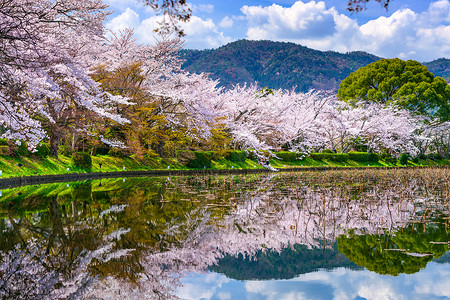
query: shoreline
0 165 447 189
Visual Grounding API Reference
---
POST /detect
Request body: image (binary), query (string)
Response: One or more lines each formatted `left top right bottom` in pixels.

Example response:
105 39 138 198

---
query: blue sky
104 0 450 62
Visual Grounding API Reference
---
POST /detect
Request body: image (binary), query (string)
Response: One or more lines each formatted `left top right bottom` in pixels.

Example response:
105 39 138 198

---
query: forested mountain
179 40 450 92
424 58 450 81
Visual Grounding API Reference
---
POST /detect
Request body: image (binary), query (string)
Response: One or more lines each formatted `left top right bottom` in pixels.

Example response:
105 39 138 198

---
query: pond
0 168 449 299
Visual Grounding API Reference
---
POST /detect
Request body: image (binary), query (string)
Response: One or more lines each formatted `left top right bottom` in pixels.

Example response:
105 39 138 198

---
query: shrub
107 148 130 158
322 149 334 153
367 153 379 163
58 145 73 156
188 151 212 169
225 150 247 162
0 139 8 146
309 153 349 162
275 151 298 162
0 146 8 156
427 153 443 161
94 147 110 156
348 151 370 162
399 153 409 165
34 143 50 158
72 152 92 171
411 156 420 163
381 153 397 165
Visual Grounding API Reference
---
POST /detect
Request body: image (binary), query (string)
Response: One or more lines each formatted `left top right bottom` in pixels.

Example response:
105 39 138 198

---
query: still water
0 168 449 299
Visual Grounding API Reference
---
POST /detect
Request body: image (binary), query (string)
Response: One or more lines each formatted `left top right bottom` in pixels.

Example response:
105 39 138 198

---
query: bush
72 152 92 171
225 150 247 162
322 149 334 153
309 153 349 162
348 151 370 162
34 143 50 158
399 153 409 165
107 148 129 158
381 153 397 165
188 151 212 169
412 156 420 163
94 147 110 156
0 139 8 146
367 153 379 163
427 153 443 161
275 151 298 162
58 145 73 156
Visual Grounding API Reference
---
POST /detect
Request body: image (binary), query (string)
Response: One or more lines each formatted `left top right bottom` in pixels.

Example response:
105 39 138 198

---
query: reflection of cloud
241 0 450 61
179 263 450 300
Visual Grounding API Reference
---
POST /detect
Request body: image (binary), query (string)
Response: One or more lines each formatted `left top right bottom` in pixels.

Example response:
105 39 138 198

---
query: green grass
0 154 448 178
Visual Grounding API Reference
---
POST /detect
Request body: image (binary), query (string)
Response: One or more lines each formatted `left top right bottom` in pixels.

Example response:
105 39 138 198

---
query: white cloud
107 10 232 49
106 8 140 32
219 16 234 28
241 0 450 61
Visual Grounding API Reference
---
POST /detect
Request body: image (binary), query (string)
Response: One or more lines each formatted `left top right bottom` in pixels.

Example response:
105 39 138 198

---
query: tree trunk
49 130 61 157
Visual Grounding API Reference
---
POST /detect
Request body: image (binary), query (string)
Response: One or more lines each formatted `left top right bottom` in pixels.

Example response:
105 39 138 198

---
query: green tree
337 58 450 121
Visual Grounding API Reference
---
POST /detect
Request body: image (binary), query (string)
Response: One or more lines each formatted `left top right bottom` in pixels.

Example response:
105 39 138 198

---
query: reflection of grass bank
0 154 448 178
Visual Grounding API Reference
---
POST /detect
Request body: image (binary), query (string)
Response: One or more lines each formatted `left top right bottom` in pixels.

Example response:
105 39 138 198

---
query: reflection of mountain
434 251 450 264
210 243 360 280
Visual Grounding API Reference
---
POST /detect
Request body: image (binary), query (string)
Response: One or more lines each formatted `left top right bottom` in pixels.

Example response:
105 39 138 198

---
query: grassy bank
0 153 448 178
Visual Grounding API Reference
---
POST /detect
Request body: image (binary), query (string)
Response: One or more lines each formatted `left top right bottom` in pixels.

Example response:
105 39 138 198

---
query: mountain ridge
179 39 450 92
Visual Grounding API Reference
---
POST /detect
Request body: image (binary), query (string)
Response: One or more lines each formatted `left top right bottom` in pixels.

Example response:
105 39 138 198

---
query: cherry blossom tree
0 0 130 154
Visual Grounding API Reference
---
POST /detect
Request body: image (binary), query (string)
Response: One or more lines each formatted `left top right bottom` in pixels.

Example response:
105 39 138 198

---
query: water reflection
0 168 449 299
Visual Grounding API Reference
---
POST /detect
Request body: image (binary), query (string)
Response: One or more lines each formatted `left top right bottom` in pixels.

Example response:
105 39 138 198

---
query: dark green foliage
188 151 212 169
321 149 334 153
347 151 378 162
72 152 92 171
180 39 380 92
368 153 379 162
34 143 50 158
107 149 129 158
338 58 450 121
411 156 420 163
348 151 370 162
276 151 297 162
276 151 307 162
309 153 349 162
225 150 247 162
427 153 443 160
94 147 110 156
57 145 73 156
381 153 397 164
399 153 409 165
0 139 8 146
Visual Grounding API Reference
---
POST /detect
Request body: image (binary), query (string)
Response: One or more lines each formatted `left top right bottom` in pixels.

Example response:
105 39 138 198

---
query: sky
103 0 450 62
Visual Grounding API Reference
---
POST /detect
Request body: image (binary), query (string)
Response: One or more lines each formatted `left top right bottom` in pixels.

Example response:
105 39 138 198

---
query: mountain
179 40 450 92
424 58 450 81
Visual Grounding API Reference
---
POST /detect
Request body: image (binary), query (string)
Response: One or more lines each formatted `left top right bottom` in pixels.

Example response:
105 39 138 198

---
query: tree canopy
337 58 450 122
